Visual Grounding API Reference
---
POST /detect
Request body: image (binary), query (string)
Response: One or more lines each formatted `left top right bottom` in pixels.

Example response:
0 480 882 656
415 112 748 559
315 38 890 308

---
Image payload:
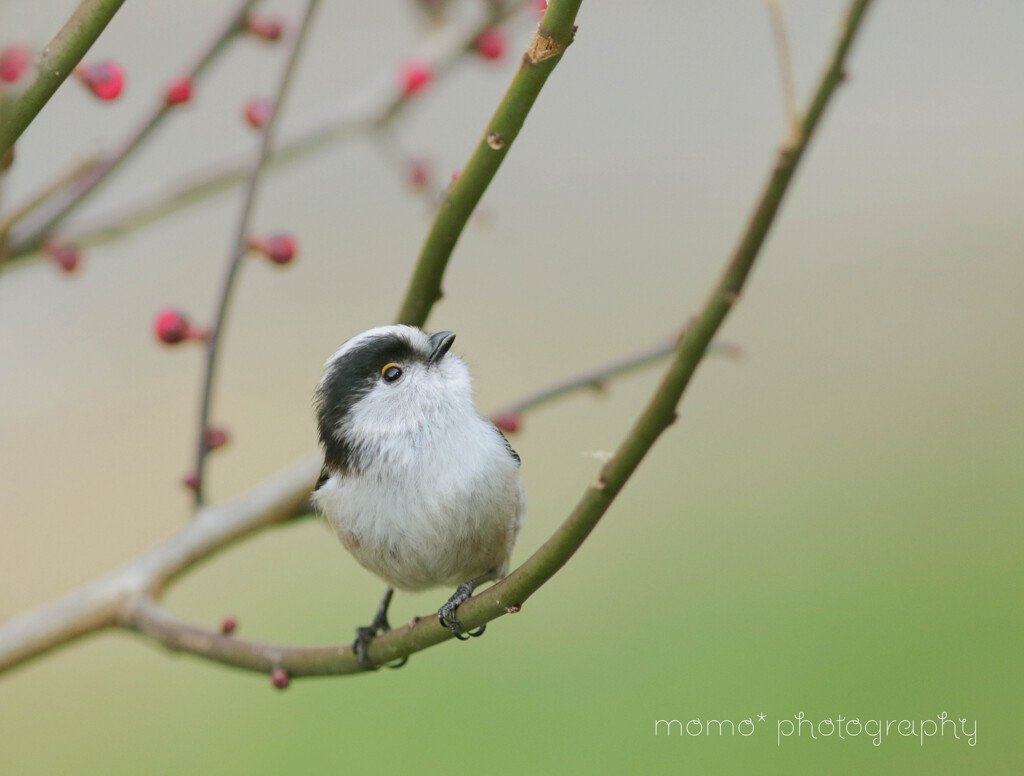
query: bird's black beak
428 331 456 364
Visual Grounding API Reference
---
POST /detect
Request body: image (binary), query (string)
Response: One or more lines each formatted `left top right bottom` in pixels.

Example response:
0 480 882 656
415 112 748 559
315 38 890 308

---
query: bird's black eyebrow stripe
314 333 421 474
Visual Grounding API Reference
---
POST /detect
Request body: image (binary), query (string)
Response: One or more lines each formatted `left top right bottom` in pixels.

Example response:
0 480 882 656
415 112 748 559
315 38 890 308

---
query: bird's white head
314 325 473 473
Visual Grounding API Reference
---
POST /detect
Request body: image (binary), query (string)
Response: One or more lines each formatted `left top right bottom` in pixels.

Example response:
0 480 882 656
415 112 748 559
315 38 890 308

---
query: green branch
0 0 260 261
395 0 583 327
0 0 127 154
133 0 876 676
0 0 876 681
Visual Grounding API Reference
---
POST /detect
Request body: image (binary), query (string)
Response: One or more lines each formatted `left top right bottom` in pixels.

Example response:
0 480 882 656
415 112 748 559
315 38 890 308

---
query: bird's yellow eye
381 363 403 383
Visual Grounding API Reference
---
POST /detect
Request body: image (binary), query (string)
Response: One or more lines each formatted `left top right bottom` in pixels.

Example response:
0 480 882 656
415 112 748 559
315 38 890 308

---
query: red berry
75 60 125 101
249 233 297 265
492 413 522 433
400 61 433 96
451 169 462 182
246 14 284 41
406 159 431 191
164 77 193 106
182 472 201 492
474 28 507 60
220 617 238 635
536 0 548 13
0 43 31 83
45 241 80 273
244 97 273 129
271 669 290 689
153 307 203 345
204 426 230 451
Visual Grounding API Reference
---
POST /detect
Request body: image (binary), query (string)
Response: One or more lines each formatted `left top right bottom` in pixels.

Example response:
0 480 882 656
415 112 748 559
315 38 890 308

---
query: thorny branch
0 0 875 681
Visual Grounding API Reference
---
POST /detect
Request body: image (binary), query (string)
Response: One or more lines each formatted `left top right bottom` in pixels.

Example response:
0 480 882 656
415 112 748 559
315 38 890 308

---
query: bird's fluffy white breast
314 353 524 591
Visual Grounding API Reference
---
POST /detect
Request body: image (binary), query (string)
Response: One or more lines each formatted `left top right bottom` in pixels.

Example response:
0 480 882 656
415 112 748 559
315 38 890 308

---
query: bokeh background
1 1 1021 773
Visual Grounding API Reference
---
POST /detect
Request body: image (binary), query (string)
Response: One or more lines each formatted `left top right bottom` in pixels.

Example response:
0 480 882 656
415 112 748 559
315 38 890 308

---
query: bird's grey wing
315 464 331 491
492 424 521 466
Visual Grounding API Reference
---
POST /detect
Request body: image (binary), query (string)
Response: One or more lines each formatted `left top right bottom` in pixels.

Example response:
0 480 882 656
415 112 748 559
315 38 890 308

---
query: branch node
505 604 522 614
524 29 564 65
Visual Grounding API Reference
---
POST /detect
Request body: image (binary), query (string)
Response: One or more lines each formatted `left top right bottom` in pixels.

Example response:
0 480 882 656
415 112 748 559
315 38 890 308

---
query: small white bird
312 325 525 668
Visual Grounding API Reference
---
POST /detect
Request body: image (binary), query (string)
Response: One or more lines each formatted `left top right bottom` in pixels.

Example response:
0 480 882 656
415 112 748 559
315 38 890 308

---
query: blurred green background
1 1 1021 773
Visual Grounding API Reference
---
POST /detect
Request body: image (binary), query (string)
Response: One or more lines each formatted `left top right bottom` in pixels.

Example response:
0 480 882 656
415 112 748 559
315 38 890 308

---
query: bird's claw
438 579 487 640
353 587 408 670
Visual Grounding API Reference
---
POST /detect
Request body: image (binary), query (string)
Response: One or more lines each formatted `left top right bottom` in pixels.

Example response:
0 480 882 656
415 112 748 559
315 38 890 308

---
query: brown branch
489 334 742 421
0 456 318 674
0 332 737 676
0 0 261 265
191 0 321 507
2 0 532 262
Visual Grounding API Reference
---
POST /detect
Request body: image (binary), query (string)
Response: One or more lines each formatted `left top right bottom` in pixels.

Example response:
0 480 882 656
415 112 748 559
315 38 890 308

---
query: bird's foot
437 580 487 641
353 587 408 670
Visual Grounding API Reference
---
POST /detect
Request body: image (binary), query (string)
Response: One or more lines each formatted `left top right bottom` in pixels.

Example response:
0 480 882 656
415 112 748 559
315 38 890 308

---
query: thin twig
2 0 531 262
0 0 260 260
490 335 742 420
191 0 322 507
766 0 800 143
396 0 583 327
0 0 127 154
0 157 97 258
